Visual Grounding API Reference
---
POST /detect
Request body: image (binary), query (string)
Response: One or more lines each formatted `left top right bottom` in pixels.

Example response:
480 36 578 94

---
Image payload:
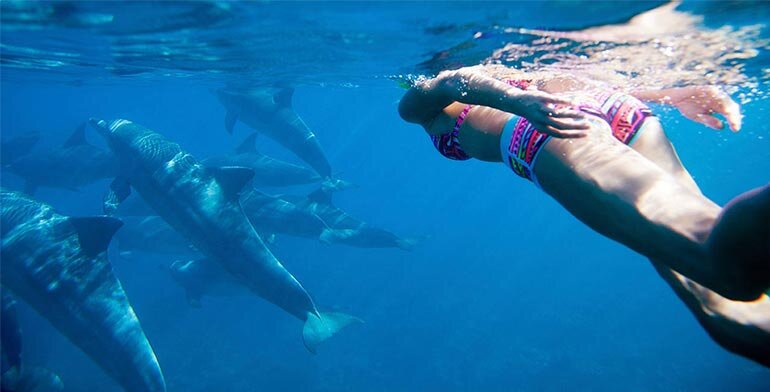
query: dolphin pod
0 189 166 392
91 118 360 352
216 87 334 179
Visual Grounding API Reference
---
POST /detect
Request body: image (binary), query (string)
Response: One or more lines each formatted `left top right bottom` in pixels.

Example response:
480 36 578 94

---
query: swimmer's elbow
398 69 467 125
398 92 423 124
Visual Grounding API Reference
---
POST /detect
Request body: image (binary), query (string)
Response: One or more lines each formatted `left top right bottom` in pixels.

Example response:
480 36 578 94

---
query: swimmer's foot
707 184 770 301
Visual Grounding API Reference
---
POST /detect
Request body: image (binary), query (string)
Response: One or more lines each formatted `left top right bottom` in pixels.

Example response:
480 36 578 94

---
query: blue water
2 1 769 391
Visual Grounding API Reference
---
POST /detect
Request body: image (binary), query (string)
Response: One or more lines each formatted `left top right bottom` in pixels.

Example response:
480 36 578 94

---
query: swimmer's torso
425 75 591 162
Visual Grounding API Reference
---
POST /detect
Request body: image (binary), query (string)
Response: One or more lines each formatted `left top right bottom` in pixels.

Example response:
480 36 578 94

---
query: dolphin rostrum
216 87 334 179
0 189 166 392
91 118 359 352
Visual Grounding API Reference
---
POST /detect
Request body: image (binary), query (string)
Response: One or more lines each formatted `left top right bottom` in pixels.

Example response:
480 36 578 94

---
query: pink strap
452 105 473 134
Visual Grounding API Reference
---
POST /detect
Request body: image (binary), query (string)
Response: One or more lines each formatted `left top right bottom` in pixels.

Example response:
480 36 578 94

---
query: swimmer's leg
706 184 770 300
649 260 770 368
535 117 730 298
628 118 700 193
628 120 770 365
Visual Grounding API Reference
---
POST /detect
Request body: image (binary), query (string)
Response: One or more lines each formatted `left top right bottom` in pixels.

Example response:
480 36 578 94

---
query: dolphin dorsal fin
63 123 89 147
273 88 294 107
235 133 259 154
68 216 124 257
307 187 333 206
209 166 255 199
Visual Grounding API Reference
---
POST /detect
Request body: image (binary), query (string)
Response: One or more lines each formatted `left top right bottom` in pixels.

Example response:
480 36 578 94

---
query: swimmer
398 65 769 366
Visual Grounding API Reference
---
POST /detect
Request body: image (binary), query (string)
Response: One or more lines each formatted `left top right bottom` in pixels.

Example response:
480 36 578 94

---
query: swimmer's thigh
631 118 700 194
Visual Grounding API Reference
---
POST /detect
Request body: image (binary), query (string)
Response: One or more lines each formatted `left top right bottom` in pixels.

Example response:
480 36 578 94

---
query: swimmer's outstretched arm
399 67 590 138
631 86 742 131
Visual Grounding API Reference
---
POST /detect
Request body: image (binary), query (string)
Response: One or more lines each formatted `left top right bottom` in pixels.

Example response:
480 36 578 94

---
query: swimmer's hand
670 86 742 132
508 90 590 138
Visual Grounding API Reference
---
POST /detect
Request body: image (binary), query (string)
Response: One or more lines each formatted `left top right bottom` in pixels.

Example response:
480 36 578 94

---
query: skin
399 66 769 367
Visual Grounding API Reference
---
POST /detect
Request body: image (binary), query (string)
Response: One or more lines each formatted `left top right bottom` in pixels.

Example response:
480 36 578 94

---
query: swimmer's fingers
530 118 588 138
722 98 742 132
543 114 591 131
689 113 725 131
539 94 578 107
542 126 588 139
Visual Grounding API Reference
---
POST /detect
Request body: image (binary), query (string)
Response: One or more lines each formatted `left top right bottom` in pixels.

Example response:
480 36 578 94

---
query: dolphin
203 133 324 188
5 124 118 194
240 189 349 244
0 189 166 392
91 118 359 352
115 216 200 258
283 188 423 251
1 132 39 167
2 290 65 392
215 87 333 178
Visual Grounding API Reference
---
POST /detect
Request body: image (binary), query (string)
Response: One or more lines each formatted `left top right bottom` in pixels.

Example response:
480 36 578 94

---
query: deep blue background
2 1 770 391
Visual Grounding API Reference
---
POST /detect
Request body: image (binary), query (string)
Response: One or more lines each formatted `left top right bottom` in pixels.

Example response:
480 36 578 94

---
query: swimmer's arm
631 87 742 132
399 67 589 138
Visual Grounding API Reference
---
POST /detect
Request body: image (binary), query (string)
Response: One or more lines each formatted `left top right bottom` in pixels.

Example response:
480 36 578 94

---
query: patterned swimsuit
429 79 655 187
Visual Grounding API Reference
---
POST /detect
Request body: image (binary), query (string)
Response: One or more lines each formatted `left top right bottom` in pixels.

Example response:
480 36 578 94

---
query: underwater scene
1 1 769 391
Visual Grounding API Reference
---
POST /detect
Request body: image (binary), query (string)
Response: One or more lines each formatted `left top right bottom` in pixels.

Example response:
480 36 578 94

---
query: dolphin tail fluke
302 311 362 354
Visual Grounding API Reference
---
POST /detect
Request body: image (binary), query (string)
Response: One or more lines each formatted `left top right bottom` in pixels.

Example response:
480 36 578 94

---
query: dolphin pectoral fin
104 177 131 216
235 133 259 154
225 109 239 134
63 122 89 147
209 166 254 199
68 216 124 258
302 311 362 354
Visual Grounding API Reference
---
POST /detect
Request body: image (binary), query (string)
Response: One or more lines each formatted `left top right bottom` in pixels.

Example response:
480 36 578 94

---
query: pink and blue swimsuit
429 79 654 188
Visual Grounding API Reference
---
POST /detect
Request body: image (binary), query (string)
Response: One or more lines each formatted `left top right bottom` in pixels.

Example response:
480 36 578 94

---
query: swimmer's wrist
501 87 526 112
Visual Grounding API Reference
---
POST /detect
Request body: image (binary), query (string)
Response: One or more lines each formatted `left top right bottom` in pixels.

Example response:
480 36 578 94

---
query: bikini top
430 79 532 161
